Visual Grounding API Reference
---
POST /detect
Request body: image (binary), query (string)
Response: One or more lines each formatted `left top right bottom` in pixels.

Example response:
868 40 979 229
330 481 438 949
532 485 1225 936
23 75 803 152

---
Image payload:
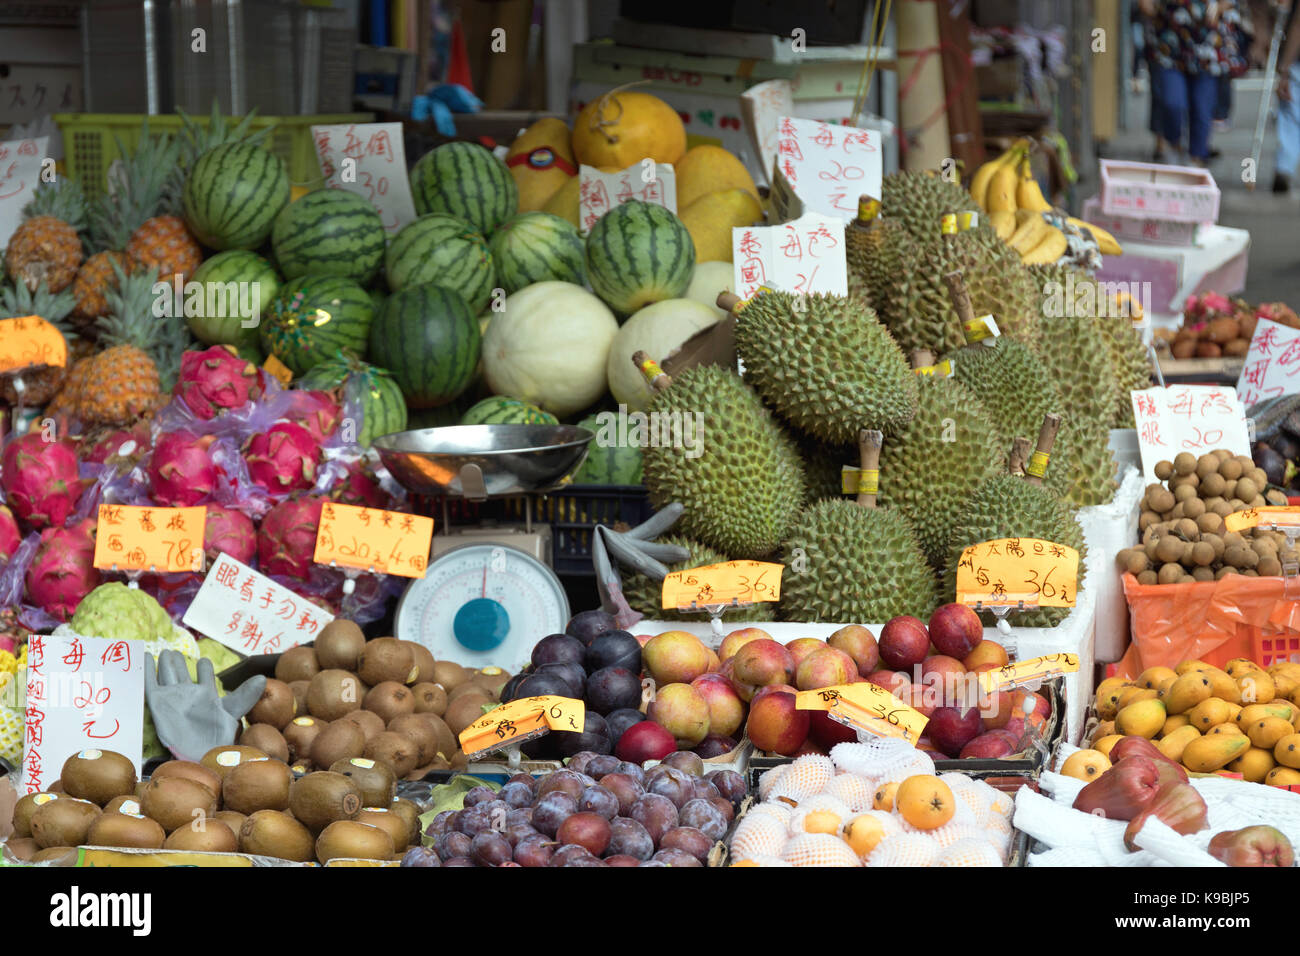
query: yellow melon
541 175 580 227
505 117 577 213
677 188 763 263
573 90 686 169
675 145 759 209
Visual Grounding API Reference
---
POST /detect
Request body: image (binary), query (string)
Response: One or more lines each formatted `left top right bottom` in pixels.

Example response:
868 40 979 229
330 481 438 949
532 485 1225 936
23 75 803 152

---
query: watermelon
460 395 558 426
489 212 586 294
271 188 386 283
261 276 374 376
297 353 408 446
183 142 290 250
585 200 695 317
410 142 518 235
185 250 281 347
570 412 643 485
386 214 496 312
368 284 480 408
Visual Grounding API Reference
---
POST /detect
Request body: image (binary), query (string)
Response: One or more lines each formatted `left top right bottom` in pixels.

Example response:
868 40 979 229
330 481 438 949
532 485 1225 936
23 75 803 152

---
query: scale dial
393 543 569 671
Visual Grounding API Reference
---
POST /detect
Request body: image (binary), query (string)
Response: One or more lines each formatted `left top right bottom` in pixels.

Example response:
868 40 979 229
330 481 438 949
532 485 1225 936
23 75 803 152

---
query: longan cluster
1115 449 1293 585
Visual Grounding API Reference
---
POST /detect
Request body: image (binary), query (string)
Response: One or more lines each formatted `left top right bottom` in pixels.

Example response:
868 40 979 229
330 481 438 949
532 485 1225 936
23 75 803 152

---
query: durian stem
1024 413 1062 485
943 271 975 327
1008 437 1032 476
716 292 742 314
909 349 935 369
856 428 882 509
853 194 881 226
631 350 672 392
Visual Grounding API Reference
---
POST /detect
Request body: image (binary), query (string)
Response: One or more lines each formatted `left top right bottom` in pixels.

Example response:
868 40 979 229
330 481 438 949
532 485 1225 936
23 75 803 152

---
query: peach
745 689 809 756
795 647 856 692
895 682 937 719
926 705 983 758
1011 689 1051 722
878 616 930 671
751 682 798 702
828 624 880 676
866 669 910 696
808 708 858 748
978 690 1016 730
647 682 711 748
717 627 771 662
928 603 983 660
919 655 969 706
963 639 1008 672
959 729 1019 759
642 631 712 685
731 639 795 689
784 637 827 669
704 647 721 674
690 673 745 739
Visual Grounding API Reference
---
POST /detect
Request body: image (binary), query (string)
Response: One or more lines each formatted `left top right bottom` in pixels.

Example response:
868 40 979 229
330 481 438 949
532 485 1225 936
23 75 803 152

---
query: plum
549 844 599 866
709 798 735 825
400 846 441 867
661 751 705 776
505 807 534 828
604 854 642 867
455 805 493 836
690 778 721 803
706 770 746 808
585 754 621 778
557 811 612 855
506 772 537 791
606 816 655 861
500 781 535 809
695 734 738 758
659 826 712 862
537 661 586 698
645 765 694 808
514 833 555 867
605 708 648 745
585 631 642 673
552 712 612 757
630 793 679 846
462 785 497 807
638 859 669 867
480 799 510 826
499 672 527 702
652 847 703 867
532 791 578 837
566 609 618 646
516 672 573 699
533 632 587 667
434 831 471 861
471 831 513 866
679 798 728 840
579 785 619 820
585 666 642 715
614 762 645 783
424 810 455 839
505 822 539 847
564 752 598 776
537 769 587 802
443 857 476 866
597 773 644 816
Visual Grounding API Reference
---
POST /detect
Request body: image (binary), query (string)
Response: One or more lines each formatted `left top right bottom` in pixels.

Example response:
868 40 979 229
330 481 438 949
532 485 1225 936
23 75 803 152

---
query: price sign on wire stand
795 683 929 742
1129 385 1252 485
311 122 417 234
978 653 1080 694
660 561 783 612
0 316 66 374
93 505 206 574
955 537 1080 610
458 695 585 758
313 502 434 578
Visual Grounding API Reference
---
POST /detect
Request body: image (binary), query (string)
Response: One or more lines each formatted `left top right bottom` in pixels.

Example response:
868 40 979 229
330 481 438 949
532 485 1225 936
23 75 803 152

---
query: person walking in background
1274 1 1300 191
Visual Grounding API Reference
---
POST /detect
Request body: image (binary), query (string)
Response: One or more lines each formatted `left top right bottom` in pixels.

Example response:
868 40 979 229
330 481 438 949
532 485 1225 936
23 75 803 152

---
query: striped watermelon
460 395 558 426
183 143 290 250
368 284 480 408
271 188 386 283
186 249 281 347
570 412 643 484
410 142 517 235
386 214 496 312
407 399 475 429
297 353 408 445
585 201 695 317
260 276 374 376
489 212 586 295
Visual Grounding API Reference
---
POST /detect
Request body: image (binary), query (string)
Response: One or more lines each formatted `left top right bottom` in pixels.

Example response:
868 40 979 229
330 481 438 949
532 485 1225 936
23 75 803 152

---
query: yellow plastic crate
53 111 375 200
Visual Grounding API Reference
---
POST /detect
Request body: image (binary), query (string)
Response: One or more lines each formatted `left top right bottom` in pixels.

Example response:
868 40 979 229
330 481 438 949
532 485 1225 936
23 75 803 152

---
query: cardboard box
1082 194 1201 247
1099 159 1221 224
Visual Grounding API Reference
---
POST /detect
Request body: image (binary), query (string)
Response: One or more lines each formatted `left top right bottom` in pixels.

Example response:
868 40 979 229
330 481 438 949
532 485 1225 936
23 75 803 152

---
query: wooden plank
935 0 983 176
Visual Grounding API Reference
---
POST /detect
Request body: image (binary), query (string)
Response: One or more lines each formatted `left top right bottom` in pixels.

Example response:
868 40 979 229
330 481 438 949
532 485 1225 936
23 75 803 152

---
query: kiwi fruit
283 716 327 763
410 682 448 716
29 797 101 848
403 641 436 684
357 637 415 686
221 758 294 814
315 820 394 863
164 818 239 853
3 837 37 861
314 619 366 671
275 646 321 684
310 719 367 769
140 775 218 833
416 712 458 761
354 807 408 850
407 761 442 780
444 692 491 737
432 660 468 691
288 771 363 832
103 795 143 815
448 680 492 704
329 757 396 807
238 723 289 763
470 667 511 698
151 760 222 796
13 792 60 837
199 745 269 780
215 810 248 833
86 812 166 849
247 678 297 729
340 707 386 743
306 669 364 720
289 680 311 717
60 749 137 806
1154 461 1173 480
363 681 416 723
239 809 315 862
364 731 420 778
448 750 469 770
390 798 421 847
387 713 440 766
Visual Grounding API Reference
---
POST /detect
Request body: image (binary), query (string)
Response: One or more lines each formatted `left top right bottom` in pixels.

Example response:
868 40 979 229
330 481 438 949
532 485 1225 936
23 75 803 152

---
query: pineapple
5 179 86 293
127 215 202 285
177 99 273 167
70 249 129 330
0 279 78 405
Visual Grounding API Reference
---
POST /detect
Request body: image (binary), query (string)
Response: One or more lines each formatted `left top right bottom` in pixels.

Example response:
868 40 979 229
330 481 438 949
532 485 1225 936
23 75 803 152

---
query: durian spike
909 349 935 369
943 270 976 327
631 350 672 393
856 428 883 509
1024 413 1062 486
1008 437 1032 476
716 291 742 313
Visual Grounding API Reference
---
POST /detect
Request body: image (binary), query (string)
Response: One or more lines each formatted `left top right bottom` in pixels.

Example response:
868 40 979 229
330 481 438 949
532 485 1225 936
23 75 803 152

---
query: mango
506 117 576 212
1115 698 1166 739
1060 749 1111 782
1272 733 1300 769
1117 685 1160 710
1200 665 1241 704
1164 671 1214 715
1181 734 1251 773
1227 746 1276 783
1162 713 1192 736
1175 659 1212 675
1156 725 1202 764
1264 765 1300 787
677 188 763 264
1224 657 1264 679
1237 669 1276 705
1246 716 1294 751
1090 720 1116 746
1136 666 1177 690
1208 723 1245 736
1186 697 1232 732
1094 679 1131 720
1239 701 1296 728
1093 734 1124 758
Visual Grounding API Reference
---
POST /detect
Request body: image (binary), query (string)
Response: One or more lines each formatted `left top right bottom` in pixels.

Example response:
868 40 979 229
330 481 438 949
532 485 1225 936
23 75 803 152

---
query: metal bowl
373 425 594 499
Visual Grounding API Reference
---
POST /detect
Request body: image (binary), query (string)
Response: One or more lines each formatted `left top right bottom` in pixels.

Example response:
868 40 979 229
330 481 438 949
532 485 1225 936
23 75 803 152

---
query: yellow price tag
660 560 782 611
796 683 929 742
912 359 954 378
263 354 293 387
458 695 585 757
636 356 664 384
1224 506 1300 533
955 537 1079 609
0 316 67 373
940 213 958 235
978 653 1080 693
841 467 879 495
857 197 881 221
93 505 207 573
1026 450 1051 479
962 315 1001 343
957 211 979 232
313 502 434 578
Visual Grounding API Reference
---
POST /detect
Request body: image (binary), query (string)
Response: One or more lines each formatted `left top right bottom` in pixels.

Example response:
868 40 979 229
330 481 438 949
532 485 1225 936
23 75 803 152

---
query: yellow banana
1007 211 1049 253
988 209 1017 240
970 144 1022 210
1020 226 1068 265
1015 155 1053 213
984 148 1023 214
1066 216 1123 256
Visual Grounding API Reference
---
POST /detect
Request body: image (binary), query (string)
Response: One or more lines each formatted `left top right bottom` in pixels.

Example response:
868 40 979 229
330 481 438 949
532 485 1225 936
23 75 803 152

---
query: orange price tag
955 537 1079 609
660 560 782 611
795 683 929 742
93 505 207 573
1224 506 1300 533
458 695 585 757
262 355 293 387
978 652 1080 693
0 316 67 374
313 502 433 578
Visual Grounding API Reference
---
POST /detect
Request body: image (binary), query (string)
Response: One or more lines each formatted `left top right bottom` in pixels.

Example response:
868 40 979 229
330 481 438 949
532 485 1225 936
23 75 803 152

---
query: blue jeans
1278 62 1300 178
1154 66 1218 159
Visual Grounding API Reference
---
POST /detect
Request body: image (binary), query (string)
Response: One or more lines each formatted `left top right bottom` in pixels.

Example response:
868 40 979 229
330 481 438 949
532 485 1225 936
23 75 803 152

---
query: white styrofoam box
1099 159 1220 224
1081 194 1200 247
1078 463 1143 665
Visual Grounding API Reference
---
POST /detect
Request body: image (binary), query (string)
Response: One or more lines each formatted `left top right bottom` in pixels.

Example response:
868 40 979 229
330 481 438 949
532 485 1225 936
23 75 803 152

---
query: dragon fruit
0 432 87 530
0 504 20 560
175 345 262 420
25 518 100 621
203 503 257 564
286 390 343 444
244 422 320 495
330 460 390 509
258 496 324 579
148 431 219 506
82 423 152 471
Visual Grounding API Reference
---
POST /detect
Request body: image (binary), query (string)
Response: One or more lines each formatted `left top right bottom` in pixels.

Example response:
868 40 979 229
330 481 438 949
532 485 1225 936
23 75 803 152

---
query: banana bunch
970 141 1123 262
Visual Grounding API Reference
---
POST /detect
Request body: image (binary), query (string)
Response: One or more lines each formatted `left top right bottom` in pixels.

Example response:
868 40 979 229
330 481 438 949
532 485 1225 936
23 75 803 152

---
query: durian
621 535 774 622
798 435 854 504
734 290 918 444
1098 311 1153 429
1029 263 1120 428
880 171 981 244
641 365 806 558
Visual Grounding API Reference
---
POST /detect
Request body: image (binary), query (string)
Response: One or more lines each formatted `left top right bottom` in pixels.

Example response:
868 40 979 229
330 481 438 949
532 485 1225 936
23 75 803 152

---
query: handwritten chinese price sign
978 653 1080 694
311 122 417 234
1224 506 1300 533
577 162 677 233
313 502 434 578
0 136 48 247
955 538 1080 610
1236 317 1300 409
22 632 144 795
458 695 585 758
731 214 848 300
0 315 67 374
660 560 783 611
1129 386 1251 484
739 79 794 186
183 553 335 656
770 118 881 222
795 683 929 742
93 505 206 574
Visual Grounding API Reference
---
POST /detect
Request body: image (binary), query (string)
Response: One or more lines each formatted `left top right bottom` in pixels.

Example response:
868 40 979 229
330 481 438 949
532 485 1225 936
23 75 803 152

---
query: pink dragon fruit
258 496 324 579
244 422 321 495
175 345 262 420
203 503 257 564
81 422 151 470
148 431 219 507
25 518 100 621
0 503 20 560
0 432 87 530
286 390 343 444
330 460 389 509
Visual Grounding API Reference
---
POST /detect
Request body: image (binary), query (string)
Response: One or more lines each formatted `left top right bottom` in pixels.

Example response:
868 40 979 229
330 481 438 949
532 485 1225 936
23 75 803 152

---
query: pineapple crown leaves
0 278 77 333
87 121 185 253
22 177 88 232
95 258 197 392
177 100 274 168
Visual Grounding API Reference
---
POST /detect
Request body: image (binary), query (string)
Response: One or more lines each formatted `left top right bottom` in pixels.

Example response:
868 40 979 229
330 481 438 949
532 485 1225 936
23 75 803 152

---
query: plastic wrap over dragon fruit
151 374 299 444
0 532 63 632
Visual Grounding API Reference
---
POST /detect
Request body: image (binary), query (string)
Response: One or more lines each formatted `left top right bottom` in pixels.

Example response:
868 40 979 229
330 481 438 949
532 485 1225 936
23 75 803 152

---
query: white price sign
732 214 848 300
311 122 417 234
770 118 881 223
0 136 49 247
1130 385 1252 484
578 162 677 234
1236 317 1300 410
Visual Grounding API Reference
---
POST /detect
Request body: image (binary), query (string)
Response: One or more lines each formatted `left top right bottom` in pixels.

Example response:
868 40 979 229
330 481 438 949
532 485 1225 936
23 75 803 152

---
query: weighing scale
375 424 593 673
